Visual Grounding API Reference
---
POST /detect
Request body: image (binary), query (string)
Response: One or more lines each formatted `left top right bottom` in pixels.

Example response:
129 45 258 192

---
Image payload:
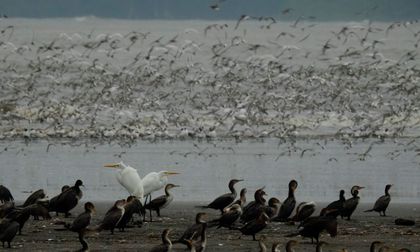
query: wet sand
9 202 420 251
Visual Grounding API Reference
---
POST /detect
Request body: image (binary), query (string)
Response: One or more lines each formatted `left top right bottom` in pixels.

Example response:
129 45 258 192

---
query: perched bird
263 197 281 219
274 180 298 221
97 199 126 234
291 201 316 222
150 228 172 252
240 188 267 223
0 218 19 248
0 185 13 203
175 212 207 249
5 206 31 235
0 202 15 218
104 162 145 201
144 184 179 220
208 203 242 229
26 202 51 220
21 189 46 207
200 179 243 213
117 196 145 231
320 190 345 218
341 185 364 220
63 202 95 251
286 215 337 244
187 222 207 252
48 179 84 217
365 184 392 216
238 210 270 241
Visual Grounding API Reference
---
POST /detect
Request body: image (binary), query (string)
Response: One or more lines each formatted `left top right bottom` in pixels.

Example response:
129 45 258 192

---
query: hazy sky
1 0 420 21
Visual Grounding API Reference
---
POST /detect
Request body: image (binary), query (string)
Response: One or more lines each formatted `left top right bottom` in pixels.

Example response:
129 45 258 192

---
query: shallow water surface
1 138 419 204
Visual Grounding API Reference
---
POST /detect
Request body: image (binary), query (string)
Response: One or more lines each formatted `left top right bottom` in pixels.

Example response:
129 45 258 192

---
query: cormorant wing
69 212 91 232
373 195 390 211
145 195 167 209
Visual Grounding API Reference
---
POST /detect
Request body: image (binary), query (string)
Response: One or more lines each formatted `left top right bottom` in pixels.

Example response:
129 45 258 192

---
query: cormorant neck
163 235 171 246
228 182 237 195
288 188 295 198
385 187 390 196
256 192 266 204
165 187 172 197
339 193 345 201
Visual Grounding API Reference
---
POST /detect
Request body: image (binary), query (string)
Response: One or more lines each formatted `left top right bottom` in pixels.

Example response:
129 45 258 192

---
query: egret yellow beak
104 163 120 168
164 171 180 176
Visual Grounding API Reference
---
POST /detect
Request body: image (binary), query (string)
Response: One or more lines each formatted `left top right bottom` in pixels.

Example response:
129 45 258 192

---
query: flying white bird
104 162 144 202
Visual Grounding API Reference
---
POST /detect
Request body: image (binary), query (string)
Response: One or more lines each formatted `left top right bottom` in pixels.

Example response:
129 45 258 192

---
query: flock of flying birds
0 13 419 153
0 161 413 251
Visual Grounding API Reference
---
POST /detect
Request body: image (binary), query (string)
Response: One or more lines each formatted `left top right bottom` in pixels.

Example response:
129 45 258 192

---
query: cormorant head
75 180 83 187
240 188 247 196
84 202 95 213
350 185 364 195
268 197 281 207
195 212 207 223
385 184 393 191
61 185 70 192
114 199 126 209
289 180 298 190
230 179 244 186
165 184 180 190
339 189 345 196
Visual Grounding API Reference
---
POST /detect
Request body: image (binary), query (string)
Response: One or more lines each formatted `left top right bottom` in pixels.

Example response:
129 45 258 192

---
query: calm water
1 138 419 204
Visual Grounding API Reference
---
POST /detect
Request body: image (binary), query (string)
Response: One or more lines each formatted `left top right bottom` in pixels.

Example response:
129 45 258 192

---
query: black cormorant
150 228 172 252
365 184 392 216
286 215 337 244
240 188 267 223
48 180 84 217
0 218 19 248
201 179 243 213
320 190 345 218
175 212 207 249
274 180 298 222
208 203 242 229
291 201 316 222
341 185 364 220
117 196 144 231
238 211 270 241
0 185 13 204
97 199 126 234
144 184 179 220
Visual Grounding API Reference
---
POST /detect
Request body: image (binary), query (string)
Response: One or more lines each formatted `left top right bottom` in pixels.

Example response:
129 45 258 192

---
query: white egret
142 171 180 197
104 162 144 202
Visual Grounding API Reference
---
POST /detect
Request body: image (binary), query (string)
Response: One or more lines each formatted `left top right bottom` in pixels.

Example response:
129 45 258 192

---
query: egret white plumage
142 171 180 196
104 162 144 202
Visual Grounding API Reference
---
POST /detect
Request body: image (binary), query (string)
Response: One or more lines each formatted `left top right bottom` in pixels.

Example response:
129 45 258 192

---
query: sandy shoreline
6 202 420 251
